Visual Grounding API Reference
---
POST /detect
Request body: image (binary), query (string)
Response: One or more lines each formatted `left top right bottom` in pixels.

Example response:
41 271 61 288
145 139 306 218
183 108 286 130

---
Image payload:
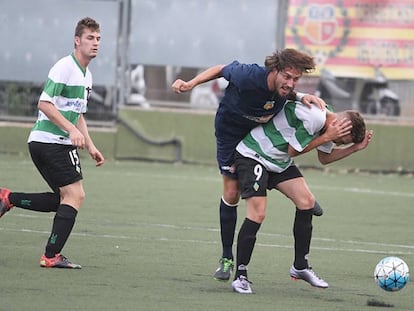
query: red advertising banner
286 0 414 79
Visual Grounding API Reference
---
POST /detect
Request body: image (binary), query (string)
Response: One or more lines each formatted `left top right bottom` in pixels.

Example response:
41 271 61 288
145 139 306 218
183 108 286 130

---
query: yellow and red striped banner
286 0 414 79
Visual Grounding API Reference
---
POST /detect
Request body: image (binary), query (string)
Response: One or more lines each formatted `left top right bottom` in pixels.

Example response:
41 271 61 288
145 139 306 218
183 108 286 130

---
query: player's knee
60 187 85 209
247 209 266 223
255 210 266 223
72 188 86 206
247 198 267 223
296 193 315 210
78 189 85 206
223 187 240 205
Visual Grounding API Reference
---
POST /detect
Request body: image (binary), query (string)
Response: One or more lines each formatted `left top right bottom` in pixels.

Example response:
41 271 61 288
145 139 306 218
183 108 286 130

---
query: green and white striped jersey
28 53 92 145
236 101 334 173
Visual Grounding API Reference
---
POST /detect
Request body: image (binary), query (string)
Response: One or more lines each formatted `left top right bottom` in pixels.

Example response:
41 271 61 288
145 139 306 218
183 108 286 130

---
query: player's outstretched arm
171 65 225 93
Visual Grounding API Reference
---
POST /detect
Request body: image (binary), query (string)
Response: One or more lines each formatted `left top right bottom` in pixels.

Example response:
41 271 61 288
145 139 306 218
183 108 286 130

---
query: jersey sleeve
316 141 335 153
221 61 266 90
285 102 327 152
39 58 70 104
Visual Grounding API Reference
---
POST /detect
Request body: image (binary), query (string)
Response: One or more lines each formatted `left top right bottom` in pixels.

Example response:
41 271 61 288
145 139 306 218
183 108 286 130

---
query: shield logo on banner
304 4 337 45
290 0 350 66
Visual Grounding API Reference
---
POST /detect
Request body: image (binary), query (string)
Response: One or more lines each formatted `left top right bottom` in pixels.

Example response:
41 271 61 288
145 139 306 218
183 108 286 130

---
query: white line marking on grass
101 170 414 198
256 243 413 255
311 185 414 197
1 223 412 255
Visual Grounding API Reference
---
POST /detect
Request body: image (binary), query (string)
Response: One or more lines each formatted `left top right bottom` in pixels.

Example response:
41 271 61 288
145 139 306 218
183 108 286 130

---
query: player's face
76 28 101 59
333 134 353 146
272 67 302 96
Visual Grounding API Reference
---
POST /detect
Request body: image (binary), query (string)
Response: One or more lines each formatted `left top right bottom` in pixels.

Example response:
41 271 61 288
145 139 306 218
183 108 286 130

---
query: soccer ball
374 256 410 292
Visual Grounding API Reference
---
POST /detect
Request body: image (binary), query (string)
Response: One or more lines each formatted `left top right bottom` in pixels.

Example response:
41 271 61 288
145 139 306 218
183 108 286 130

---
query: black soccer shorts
234 151 303 199
29 142 83 192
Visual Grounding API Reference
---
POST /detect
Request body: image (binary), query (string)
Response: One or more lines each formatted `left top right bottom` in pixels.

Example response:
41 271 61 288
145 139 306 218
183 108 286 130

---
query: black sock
45 204 78 258
293 208 313 270
219 198 237 260
235 218 261 279
9 192 60 212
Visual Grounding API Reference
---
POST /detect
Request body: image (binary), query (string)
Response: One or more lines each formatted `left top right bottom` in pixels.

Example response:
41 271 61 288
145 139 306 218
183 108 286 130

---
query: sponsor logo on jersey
263 101 274 110
243 114 275 123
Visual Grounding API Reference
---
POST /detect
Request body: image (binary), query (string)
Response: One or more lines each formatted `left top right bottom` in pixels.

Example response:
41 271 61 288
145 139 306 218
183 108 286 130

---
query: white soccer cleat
289 266 329 288
231 275 253 294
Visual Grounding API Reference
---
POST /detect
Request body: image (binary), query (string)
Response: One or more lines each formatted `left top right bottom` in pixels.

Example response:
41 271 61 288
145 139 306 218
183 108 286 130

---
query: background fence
0 0 413 172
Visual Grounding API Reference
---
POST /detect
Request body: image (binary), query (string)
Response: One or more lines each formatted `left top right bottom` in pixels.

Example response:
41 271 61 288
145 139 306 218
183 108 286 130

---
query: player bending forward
231 101 373 293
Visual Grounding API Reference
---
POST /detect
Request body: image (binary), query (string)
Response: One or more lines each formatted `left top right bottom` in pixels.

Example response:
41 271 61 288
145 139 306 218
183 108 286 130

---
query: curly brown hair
264 48 315 74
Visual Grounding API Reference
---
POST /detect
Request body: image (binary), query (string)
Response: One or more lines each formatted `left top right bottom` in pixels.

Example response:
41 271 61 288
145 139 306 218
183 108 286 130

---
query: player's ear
74 36 81 48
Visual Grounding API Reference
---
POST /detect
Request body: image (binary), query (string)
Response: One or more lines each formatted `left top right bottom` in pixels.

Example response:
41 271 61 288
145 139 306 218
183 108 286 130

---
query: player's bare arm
288 118 352 157
76 114 105 166
38 100 85 148
171 65 224 93
317 130 374 164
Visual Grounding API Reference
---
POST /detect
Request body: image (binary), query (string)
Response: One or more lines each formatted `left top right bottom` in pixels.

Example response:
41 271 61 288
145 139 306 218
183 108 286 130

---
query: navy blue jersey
215 60 288 177
220 61 286 126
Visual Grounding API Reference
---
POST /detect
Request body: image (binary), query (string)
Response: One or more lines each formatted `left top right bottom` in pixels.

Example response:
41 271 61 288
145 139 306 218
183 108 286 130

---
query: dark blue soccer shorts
215 112 253 179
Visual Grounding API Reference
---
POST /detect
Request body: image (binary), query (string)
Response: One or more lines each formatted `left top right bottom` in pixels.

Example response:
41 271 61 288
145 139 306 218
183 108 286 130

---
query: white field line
311 185 414 197
2 167 413 254
0 161 414 197
1 219 413 255
3 163 414 198
102 170 414 198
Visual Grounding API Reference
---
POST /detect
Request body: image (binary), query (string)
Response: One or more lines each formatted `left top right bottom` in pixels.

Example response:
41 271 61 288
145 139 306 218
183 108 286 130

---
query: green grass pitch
0 154 413 310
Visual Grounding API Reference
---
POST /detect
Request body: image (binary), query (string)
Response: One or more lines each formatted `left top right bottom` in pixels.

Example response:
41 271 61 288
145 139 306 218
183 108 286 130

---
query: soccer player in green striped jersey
231 101 373 293
0 17 104 269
